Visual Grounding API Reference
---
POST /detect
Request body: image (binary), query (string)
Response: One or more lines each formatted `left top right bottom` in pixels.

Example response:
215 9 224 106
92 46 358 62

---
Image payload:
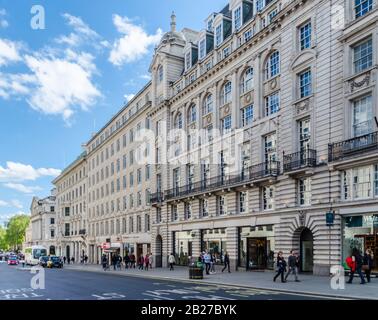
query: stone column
191 229 202 260
226 226 239 271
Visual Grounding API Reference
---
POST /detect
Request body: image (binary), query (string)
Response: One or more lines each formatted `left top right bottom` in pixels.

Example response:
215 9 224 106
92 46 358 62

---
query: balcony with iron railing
283 149 317 173
150 160 280 204
328 131 378 162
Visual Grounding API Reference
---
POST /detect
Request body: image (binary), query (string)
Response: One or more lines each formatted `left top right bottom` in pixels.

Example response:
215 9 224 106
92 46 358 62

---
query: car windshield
9 256 17 260
40 256 49 261
51 257 59 261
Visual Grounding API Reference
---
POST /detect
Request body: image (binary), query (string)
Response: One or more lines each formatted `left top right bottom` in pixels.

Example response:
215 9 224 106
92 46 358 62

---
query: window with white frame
157 65 163 84
188 104 197 123
239 191 247 213
352 95 373 137
174 112 183 129
299 177 311 206
342 165 378 200
265 92 280 116
221 81 232 105
199 39 206 60
201 199 209 217
215 24 223 46
353 38 373 74
234 6 242 31
299 118 311 151
241 104 254 127
223 46 231 58
171 205 178 221
244 29 253 42
268 8 278 23
264 133 277 162
265 51 280 79
185 51 191 71
241 67 254 94
262 186 275 210
222 115 232 134
203 94 213 115
299 21 312 50
217 195 226 215
173 168 180 194
184 202 192 220
355 0 373 18
299 69 312 98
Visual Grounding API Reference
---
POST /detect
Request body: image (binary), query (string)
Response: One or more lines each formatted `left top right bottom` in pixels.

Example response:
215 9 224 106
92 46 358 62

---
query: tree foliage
3 215 30 251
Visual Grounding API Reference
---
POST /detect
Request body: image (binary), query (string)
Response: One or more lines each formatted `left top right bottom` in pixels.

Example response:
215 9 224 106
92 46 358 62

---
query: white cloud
0 199 23 209
0 38 22 66
3 183 42 194
0 9 8 29
0 161 61 182
140 74 151 80
109 15 163 66
0 200 8 207
124 94 135 102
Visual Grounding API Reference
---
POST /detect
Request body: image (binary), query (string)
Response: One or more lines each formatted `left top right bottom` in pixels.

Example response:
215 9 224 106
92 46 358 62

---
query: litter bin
189 266 203 279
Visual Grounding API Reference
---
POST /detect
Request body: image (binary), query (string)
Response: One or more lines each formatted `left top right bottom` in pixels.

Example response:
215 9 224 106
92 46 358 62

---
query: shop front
342 214 378 271
173 231 193 265
103 242 122 262
201 228 227 264
238 225 275 270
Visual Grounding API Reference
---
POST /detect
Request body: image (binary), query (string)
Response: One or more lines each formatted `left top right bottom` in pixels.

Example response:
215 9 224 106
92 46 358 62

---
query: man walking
204 251 211 275
347 248 366 284
168 253 175 271
149 253 153 269
222 251 231 273
285 250 300 282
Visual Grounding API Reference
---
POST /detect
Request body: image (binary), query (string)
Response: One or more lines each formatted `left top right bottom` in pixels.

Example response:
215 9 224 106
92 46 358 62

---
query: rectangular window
244 29 253 42
217 195 226 215
299 22 312 50
199 39 206 60
263 186 275 210
215 24 222 46
241 104 254 127
264 133 277 162
299 69 312 98
265 92 280 116
201 199 209 217
50 230 55 238
239 192 247 213
130 172 134 186
184 202 192 220
268 8 278 23
299 178 311 206
50 218 55 225
145 165 150 180
223 47 230 58
355 0 373 18
375 165 378 196
171 205 178 221
353 38 373 73
156 208 162 224
137 169 142 184
222 115 232 135
234 6 242 31
185 51 191 71
352 95 373 137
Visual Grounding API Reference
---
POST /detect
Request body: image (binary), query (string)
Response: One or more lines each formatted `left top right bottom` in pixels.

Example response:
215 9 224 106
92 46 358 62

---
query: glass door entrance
247 238 267 270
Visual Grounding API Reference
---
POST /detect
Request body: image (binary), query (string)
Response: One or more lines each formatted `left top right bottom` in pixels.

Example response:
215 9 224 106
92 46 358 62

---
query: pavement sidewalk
63 263 378 300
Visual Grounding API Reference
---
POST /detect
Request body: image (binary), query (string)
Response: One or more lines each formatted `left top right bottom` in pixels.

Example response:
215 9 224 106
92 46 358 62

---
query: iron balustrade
151 160 280 203
328 131 378 162
79 229 86 235
283 149 317 172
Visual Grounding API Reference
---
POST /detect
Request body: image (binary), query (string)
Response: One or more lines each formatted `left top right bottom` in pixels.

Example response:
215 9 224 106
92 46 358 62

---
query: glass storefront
173 231 193 266
342 214 378 271
201 228 227 264
239 225 275 270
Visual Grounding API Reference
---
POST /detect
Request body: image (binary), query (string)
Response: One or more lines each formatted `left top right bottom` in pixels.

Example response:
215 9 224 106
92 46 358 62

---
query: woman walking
222 252 231 273
363 248 374 283
144 254 150 271
273 251 287 283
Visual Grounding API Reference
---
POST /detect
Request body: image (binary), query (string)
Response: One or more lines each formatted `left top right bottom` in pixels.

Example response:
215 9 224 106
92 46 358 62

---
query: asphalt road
0 262 335 300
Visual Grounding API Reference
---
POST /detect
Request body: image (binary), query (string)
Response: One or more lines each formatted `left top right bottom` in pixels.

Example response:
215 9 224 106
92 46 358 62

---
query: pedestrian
102 254 108 271
84 255 88 264
71 256 75 264
363 248 374 283
130 253 136 268
124 253 130 269
144 254 150 271
222 251 231 273
204 251 211 275
117 255 122 270
138 255 144 270
273 251 287 283
112 254 118 271
210 253 216 274
285 250 300 282
168 253 175 271
347 248 366 284
63 256 66 264
149 253 153 269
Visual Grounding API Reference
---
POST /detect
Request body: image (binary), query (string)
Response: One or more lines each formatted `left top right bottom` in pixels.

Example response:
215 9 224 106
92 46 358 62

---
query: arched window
157 65 163 84
202 94 213 115
221 81 232 105
265 51 280 79
241 67 254 94
174 112 183 129
187 104 197 123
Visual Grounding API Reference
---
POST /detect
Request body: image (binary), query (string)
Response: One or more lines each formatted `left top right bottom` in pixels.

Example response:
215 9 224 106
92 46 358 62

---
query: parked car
7 255 19 266
39 256 49 268
50 256 63 268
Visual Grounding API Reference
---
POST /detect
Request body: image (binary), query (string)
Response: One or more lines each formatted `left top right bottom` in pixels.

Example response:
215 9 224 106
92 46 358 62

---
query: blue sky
0 0 228 225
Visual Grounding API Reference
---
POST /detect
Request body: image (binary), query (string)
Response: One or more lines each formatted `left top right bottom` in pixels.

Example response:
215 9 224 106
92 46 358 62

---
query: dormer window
215 24 223 46
207 18 214 32
234 6 242 31
185 51 191 71
199 39 206 60
157 65 163 84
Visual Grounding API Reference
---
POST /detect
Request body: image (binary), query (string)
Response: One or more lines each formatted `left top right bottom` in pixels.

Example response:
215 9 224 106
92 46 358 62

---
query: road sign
326 211 335 226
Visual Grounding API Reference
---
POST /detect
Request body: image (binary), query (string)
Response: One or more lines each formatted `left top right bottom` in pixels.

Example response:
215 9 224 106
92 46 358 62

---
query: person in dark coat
285 250 300 282
124 254 130 269
221 252 231 273
273 251 287 283
63 256 66 264
102 254 108 271
138 255 144 270
363 248 374 283
112 254 118 271
347 248 366 284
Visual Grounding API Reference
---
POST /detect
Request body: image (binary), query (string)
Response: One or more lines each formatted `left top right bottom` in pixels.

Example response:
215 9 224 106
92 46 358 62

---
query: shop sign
363 215 378 227
102 243 110 250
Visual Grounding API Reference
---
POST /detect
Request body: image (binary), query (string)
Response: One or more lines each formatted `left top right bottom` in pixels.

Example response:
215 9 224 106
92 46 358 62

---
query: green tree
0 226 7 251
5 215 30 251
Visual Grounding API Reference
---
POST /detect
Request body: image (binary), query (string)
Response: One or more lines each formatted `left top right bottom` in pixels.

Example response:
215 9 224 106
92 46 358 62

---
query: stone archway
155 235 163 268
293 227 314 273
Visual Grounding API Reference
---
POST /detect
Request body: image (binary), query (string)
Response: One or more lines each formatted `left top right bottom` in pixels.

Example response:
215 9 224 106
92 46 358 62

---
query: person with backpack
273 251 287 283
347 248 366 284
